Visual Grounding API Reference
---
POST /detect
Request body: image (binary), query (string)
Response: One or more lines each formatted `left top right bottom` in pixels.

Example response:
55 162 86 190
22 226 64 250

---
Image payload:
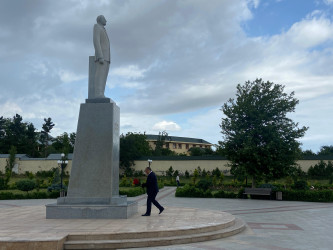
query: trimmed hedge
282 190 333 202
119 187 145 197
0 191 60 200
175 184 213 198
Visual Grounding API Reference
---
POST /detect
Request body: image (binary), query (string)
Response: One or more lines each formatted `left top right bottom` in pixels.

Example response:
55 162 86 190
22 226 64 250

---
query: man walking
141 167 164 216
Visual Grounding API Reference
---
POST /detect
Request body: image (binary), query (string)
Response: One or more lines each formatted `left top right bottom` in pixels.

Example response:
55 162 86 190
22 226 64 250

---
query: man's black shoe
142 214 150 216
159 208 164 214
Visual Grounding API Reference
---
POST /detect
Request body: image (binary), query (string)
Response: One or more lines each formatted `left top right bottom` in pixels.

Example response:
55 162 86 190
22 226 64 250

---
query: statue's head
97 15 107 26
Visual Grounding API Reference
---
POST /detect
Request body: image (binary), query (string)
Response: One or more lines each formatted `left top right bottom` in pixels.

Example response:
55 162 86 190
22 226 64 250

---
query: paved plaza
0 186 333 249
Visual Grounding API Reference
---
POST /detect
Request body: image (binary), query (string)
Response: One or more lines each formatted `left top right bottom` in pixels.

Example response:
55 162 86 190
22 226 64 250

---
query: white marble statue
92 15 110 98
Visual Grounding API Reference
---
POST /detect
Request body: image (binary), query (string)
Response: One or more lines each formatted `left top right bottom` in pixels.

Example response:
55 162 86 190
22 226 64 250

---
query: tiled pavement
1 186 333 250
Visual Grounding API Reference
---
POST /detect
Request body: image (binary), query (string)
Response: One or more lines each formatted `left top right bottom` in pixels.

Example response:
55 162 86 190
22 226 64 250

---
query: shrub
133 178 140 186
214 190 238 198
16 179 35 193
196 179 212 190
36 169 55 178
0 177 6 190
283 190 333 202
292 180 309 190
119 187 145 197
120 175 129 187
259 183 278 191
0 191 60 200
175 184 212 198
158 181 164 189
47 183 67 192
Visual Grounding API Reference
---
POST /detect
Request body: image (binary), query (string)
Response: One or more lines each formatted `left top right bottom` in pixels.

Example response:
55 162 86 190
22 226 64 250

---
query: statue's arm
93 25 104 62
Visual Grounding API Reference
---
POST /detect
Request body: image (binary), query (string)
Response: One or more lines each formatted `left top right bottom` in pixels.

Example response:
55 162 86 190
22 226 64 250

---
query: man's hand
98 58 104 64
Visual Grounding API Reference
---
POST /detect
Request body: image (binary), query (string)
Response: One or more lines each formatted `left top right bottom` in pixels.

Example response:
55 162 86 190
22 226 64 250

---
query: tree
0 116 7 153
220 79 308 187
25 123 39 157
120 133 152 174
318 146 333 156
192 168 199 185
53 132 75 154
302 149 316 157
5 114 27 153
40 117 55 157
153 131 175 156
166 166 174 177
5 146 17 188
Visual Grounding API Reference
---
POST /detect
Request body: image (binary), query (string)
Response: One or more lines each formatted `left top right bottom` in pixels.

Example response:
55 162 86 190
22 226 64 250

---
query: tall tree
52 132 74 154
153 131 175 156
120 132 152 174
40 117 55 157
0 116 7 153
5 146 16 188
25 123 39 157
318 145 333 156
220 79 308 187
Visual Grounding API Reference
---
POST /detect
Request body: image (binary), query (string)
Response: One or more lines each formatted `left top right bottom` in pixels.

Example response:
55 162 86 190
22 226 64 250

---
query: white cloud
0 0 332 151
324 0 333 5
152 121 181 131
112 65 146 79
58 69 86 83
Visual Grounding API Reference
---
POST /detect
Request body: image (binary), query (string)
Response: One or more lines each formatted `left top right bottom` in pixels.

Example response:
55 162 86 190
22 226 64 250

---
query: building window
199 145 202 148
166 143 169 148
173 143 177 149
178 144 182 149
186 144 189 149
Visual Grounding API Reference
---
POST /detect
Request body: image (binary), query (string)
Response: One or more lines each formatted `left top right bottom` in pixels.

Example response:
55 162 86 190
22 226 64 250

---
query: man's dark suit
142 171 164 215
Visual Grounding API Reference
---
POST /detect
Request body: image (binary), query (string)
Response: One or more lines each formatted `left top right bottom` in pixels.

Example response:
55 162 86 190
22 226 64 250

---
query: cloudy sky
0 0 332 152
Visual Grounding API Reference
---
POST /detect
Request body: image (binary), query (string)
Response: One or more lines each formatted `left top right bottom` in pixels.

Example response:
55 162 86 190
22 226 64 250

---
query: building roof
145 134 212 145
0 154 28 159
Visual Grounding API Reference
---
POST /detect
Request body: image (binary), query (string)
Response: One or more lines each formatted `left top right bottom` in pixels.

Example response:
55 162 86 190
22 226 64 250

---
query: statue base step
46 200 138 219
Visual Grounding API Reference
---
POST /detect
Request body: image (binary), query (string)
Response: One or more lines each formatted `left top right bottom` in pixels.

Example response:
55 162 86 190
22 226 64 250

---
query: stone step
67 216 235 241
64 218 246 249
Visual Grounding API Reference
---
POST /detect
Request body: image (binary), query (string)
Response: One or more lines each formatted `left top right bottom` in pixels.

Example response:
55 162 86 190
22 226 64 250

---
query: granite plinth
57 196 127 205
46 201 138 219
66 102 120 199
85 97 111 103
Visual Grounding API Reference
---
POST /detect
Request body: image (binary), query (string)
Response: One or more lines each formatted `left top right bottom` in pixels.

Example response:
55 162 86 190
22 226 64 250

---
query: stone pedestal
46 101 137 219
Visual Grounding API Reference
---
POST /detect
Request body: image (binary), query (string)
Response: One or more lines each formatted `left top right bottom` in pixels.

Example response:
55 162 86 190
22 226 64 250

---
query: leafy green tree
5 114 28 154
40 117 55 157
173 169 179 177
166 166 174 177
201 168 207 177
185 170 190 178
192 168 199 185
153 131 175 156
220 79 308 187
212 167 221 177
120 133 152 173
25 123 39 157
318 146 333 156
188 147 204 156
5 146 17 188
308 160 333 179
302 149 316 157
52 132 74 154
0 116 7 153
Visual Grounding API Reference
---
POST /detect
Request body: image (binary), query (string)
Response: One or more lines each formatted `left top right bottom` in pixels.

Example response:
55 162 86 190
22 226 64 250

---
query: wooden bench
243 188 272 199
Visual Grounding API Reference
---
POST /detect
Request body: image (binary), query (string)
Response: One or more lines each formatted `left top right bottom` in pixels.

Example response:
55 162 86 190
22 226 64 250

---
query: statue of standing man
89 15 110 99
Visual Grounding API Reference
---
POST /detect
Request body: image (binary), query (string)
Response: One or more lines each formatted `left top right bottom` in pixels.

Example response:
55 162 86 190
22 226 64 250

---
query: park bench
243 188 272 199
